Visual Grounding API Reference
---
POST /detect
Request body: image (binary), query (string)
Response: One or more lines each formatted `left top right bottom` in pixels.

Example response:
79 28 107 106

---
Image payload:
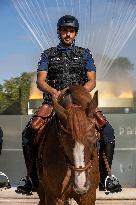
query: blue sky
0 0 136 88
0 0 40 83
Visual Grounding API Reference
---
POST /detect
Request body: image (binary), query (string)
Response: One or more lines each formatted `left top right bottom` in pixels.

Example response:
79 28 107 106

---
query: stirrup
105 175 122 195
0 172 11 190
16 177 33 195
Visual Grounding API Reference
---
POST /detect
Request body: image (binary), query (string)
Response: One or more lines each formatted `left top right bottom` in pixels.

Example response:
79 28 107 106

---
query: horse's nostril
73 186 89 195
85 180 90 189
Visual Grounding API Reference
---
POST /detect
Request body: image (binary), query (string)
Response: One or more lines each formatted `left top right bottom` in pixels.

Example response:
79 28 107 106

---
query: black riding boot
16 144 39 195
99 141 122 193
16 127 39 195
24 142 39 185
99 141 115 190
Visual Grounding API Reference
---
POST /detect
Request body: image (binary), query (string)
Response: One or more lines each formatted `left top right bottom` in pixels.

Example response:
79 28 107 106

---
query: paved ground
0 188 136 205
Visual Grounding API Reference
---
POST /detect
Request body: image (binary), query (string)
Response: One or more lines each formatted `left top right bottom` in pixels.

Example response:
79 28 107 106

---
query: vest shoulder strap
74 46 85 55
46 47 57 56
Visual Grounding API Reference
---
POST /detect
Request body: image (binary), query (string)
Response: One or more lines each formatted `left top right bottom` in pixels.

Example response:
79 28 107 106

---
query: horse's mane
68 85 92 110
62 85 94 144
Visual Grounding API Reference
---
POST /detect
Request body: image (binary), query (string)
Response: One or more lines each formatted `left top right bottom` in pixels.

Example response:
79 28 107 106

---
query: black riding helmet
57 15 79 33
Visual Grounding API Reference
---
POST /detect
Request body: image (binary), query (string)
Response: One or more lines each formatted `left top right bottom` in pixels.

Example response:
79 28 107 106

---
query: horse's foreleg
42 188 61 205
80 189 96 205
37 182 47 205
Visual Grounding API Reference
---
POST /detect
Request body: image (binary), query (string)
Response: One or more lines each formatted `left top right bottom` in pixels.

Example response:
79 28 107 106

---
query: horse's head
52 85 98 194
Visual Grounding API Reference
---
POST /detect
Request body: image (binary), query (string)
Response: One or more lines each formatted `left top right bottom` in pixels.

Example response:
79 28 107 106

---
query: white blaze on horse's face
73 142 87 192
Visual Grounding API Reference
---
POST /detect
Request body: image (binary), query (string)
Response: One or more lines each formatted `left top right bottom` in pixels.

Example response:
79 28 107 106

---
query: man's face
59 26 77 46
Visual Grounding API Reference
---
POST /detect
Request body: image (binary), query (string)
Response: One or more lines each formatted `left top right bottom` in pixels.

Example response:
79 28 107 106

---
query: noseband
68 160 93 172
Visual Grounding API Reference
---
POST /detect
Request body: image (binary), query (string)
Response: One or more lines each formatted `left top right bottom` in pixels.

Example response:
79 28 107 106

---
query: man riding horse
17 15 121 194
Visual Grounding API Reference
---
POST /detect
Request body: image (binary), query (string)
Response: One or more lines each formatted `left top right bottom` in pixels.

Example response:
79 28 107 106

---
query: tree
105 57 134 81
20 72 35 114
0 72 35 114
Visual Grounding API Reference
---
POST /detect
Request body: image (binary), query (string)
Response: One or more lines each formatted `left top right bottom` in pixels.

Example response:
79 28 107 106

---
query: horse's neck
43 119 66 163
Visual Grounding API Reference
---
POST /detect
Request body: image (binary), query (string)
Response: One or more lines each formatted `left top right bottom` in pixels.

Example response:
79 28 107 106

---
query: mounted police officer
17 15 121 194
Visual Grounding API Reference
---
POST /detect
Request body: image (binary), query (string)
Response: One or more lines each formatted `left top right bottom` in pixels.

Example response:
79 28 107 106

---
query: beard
61 38 75 46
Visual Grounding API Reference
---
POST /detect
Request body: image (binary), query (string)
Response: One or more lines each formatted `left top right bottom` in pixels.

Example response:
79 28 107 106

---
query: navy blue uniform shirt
37 44 96 72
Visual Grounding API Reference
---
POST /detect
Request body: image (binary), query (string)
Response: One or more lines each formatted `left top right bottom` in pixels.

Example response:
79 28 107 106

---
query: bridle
55 95 95 200
55 120 94 201
68 160 92 172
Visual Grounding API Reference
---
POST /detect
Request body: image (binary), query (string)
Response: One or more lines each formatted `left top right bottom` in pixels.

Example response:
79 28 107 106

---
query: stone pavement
0 188 136 204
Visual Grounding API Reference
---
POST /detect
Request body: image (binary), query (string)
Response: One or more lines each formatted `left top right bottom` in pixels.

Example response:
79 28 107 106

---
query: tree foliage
105 57 134 81
0 72 35 114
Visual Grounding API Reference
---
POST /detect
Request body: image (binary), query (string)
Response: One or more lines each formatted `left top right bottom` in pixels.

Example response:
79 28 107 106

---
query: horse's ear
92 90 98 108
86 90 98 115
52 96 67 127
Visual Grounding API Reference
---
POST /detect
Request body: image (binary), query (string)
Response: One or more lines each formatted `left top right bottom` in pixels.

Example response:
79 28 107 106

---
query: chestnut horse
37 85 100 205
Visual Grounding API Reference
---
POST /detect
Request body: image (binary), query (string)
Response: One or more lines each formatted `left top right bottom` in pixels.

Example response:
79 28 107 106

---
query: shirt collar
57 42 75 51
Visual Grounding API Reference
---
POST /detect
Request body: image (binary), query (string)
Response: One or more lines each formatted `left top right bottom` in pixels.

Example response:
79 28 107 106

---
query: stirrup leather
102 152 122 194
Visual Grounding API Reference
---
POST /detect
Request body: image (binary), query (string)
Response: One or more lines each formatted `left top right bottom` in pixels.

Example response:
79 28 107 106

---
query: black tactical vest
45 46 88 90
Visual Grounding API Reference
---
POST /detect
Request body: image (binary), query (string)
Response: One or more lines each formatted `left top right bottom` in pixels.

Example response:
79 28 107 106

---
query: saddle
94 108 108 131
22 104 53 146
30 104 53 131
30 103 107 135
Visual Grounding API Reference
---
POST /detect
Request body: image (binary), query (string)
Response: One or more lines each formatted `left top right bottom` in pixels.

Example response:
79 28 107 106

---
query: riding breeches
99 122 115 166
99 122 115 185
103 122 115 144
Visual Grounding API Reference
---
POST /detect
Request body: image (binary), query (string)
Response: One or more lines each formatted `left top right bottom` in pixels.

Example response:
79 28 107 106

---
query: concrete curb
1 188 136 199
0 188 136 205
97 188 136 200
